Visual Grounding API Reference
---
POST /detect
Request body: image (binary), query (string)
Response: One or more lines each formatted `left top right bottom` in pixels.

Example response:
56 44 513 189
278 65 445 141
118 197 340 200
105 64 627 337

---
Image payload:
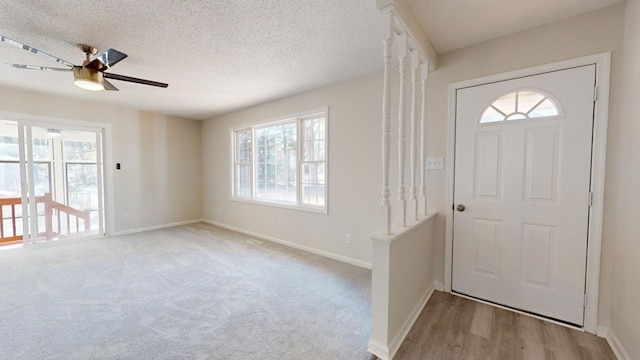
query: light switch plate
426 157 444 170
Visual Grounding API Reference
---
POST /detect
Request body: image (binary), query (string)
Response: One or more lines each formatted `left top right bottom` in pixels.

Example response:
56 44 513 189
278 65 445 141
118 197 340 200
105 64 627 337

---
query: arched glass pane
517 91 545 114
506 113 527 121
529 98 559 118
480 106 505 123
492 92 516 115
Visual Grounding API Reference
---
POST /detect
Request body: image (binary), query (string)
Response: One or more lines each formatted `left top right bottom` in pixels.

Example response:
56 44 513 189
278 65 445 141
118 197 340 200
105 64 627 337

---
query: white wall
0 84 203 233
202 6 626 324
606 0 640 357
202 73 384 266
369 216 435 360
423 4 624 328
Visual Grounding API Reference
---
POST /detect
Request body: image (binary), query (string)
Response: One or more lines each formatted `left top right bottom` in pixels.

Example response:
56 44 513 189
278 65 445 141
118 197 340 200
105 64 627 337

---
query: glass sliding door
0 120 23 245
0 119 106 246
25 127 54 241
62 131 104 237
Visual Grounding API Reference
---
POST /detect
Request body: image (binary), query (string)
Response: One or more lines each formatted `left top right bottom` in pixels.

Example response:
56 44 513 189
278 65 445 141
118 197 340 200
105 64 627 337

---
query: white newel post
409 50 419 221
380 11 394 235
420 63 429 216
396 33 408 227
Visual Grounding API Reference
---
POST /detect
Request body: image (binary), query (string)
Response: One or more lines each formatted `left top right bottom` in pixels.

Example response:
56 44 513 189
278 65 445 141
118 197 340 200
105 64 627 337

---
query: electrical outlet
123 213 130 221
426 157 445 170
346 233 352 245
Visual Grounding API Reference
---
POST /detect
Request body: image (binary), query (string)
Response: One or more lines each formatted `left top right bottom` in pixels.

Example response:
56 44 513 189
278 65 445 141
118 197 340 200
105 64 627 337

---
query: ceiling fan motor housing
73 66 104 90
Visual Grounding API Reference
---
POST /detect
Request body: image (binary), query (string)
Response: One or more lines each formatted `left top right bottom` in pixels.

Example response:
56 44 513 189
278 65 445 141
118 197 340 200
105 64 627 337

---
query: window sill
230 197 328 215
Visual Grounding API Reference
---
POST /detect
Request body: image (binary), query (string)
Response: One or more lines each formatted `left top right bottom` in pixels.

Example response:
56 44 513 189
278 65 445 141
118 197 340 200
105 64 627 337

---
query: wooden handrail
0 193 91 244
0 198 21 206
0 197 21 243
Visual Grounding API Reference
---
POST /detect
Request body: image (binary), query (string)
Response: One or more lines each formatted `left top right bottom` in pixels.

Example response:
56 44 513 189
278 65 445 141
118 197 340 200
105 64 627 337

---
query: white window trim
230 107 329 214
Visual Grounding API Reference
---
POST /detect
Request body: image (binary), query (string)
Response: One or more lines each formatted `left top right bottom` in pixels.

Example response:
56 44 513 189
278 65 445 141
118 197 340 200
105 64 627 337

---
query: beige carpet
0 223 372 359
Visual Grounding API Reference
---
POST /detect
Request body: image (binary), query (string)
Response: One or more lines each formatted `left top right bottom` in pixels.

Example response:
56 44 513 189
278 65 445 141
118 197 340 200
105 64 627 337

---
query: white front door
452 65 596 325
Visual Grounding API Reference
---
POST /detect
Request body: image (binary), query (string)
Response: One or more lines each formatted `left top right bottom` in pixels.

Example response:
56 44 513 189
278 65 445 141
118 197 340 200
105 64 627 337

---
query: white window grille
231 109 328 213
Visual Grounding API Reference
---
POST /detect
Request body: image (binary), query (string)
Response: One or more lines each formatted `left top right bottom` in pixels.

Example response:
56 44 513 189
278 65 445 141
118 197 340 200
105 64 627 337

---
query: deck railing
0 193 91 244
0 197 21 243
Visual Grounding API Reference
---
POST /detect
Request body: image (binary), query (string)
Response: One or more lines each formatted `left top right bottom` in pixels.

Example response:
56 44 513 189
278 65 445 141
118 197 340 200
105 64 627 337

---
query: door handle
456 204 466 212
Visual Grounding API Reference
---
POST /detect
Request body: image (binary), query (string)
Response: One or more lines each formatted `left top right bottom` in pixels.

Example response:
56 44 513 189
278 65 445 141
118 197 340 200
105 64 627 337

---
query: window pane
235 130 252 164
66 163 98 211
0 162 21 197
32 138 52 161
0 161 50 197
255 122 297 203
302 117 326 161
236 164 252 197
33 163 51 196
529 98 559 118
480 106 504 123
302 163 325 206
63 140 97 162
492 93 516 115
506 113 527 121
0 136 19 160
517 91 545 114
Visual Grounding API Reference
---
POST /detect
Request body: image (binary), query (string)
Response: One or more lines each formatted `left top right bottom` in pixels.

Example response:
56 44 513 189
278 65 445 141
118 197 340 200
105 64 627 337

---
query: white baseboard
204 220 372 269
368 282 437 360
111 219 204 236
597 326 609 338
367 340 388 360
433 281 444 292
386 282 436 359
606 328 632 360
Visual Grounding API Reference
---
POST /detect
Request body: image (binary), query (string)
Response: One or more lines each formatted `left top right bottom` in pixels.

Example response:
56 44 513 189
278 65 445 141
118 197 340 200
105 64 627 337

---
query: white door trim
444 52 611 334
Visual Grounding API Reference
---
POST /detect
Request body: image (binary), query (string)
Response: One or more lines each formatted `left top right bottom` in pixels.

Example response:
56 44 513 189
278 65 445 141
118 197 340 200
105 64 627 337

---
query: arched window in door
480 90 561 124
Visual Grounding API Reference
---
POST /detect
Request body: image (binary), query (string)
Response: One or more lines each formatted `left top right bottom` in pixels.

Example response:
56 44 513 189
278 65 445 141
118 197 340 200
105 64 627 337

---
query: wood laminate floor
393 291 616 360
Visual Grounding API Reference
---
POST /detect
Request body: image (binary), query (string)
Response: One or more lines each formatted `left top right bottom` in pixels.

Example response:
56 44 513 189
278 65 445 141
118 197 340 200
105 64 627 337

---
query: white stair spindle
380 12 394 235
420 62 429 216
397 33 408 227
410 49 420 221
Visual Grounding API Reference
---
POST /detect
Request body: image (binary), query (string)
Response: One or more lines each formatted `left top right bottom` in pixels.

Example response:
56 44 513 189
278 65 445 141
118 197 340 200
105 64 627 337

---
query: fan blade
98 49 127 69
104 73 168 88
5 63 72 71
0 35 74 68
85 49 127 71
103 79 119 91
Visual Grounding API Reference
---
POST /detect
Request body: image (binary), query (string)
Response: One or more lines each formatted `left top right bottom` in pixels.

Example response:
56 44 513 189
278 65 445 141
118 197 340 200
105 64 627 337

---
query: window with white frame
232 110 327 212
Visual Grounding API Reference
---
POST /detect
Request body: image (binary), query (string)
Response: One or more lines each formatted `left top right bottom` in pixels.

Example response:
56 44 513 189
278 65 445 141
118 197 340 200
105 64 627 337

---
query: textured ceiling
0 0 625 120
406 0 624 53
0 0 382 120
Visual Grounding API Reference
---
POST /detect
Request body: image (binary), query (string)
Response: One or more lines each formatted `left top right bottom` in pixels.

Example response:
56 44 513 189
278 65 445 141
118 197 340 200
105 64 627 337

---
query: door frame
0 111 116 240
444 52 611 334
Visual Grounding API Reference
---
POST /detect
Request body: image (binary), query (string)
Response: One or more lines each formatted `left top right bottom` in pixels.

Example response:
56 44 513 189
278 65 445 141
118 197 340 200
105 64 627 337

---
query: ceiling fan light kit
73 66 104 91
0 35 168 92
